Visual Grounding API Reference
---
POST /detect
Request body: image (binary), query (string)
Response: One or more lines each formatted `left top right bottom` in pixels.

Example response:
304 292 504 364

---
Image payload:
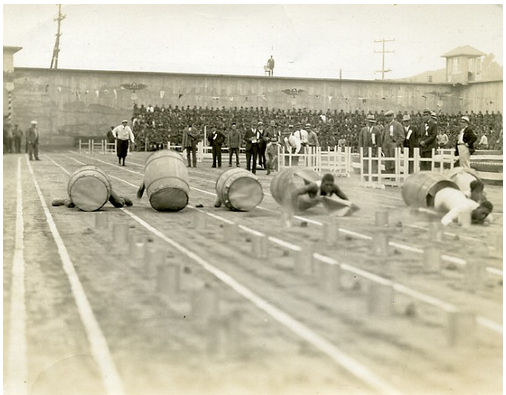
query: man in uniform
27 120 40 161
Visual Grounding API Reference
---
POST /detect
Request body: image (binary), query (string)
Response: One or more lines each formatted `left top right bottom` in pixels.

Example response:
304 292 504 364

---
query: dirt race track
3 149 503 395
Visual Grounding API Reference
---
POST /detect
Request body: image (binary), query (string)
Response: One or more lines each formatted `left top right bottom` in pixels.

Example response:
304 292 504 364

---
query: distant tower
50 4 65 69
442 45 486 84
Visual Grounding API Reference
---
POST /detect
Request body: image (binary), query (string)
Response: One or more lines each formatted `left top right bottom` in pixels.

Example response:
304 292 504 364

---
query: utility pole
50 4 65 69
374 39 394 80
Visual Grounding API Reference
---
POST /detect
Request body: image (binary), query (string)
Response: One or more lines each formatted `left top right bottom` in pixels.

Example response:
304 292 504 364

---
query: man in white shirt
284 124 301 166
112 119 135 166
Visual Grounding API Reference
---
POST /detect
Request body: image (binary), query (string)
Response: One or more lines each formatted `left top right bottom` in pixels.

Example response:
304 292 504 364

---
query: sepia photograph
3 3 503 395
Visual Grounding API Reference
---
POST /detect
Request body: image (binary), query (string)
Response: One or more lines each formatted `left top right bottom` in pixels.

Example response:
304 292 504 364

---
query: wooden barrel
67 166 112 212
270 167 320 205
215 168 263 211
144 150 190 211
402 171 458 208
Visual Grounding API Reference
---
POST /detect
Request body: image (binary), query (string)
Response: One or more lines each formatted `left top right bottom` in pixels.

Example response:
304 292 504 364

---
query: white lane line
476 317 503 334
120 208 403 395
5 158 28 395
27 159 125 395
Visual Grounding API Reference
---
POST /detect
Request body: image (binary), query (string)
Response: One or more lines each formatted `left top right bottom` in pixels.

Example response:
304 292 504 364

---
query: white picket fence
276 146 353 177
78 139 117 154
358 147 457 188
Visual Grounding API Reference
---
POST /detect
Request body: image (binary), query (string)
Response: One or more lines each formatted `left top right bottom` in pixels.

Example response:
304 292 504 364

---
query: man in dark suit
455 116 477 169
358 114 381 179
402 114 418 173
419 109 438 170
207 126 225 168
244 121 260 174
382 110 405 173
182 124 200 167
257 121 267 170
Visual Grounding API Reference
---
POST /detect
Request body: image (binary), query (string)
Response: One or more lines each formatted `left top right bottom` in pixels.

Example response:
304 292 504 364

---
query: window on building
452 57 459 73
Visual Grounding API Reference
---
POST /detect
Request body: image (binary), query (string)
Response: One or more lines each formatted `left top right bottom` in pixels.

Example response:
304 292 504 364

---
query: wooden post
294 241 314 275
318 263 341 293
447 310 477 347
191 285 219 320
424 246 441 272
193 210 207 230
156 261 180 300
371 232 389 257
375 211 389 227
144 245 164 278
129 237 146 262
223 223 238 242
95 212 109 229
429 221 445 243
251 233 269 259
367 282 394 316
323 221 339 247
207 311 242 359
112 223 129 244
462 260 485 293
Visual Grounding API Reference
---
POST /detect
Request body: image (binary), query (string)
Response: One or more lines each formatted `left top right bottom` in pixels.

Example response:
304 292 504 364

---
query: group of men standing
3 119 41 161
198 120 319 176
358 109 477 173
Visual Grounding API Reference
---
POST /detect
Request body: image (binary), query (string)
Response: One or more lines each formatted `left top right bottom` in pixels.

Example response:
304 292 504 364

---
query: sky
2 3 503 81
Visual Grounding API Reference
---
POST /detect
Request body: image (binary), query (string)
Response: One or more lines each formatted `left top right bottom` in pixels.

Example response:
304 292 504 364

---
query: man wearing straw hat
358 114 381 179
455 115 477 169
112 119 135 166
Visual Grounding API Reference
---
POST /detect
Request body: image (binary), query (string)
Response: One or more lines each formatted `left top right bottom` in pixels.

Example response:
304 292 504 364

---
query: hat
306 123 311 127
402 115 411 121
461 116 470 123
122 119 128 123
422 109 431 115
258 121 263 125
384 110 394 117
288 124 294 128
31 120 37 124
366 114 376 122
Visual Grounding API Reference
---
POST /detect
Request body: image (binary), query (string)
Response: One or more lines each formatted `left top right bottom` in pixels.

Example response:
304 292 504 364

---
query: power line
374 39 394 80
50 4 66 69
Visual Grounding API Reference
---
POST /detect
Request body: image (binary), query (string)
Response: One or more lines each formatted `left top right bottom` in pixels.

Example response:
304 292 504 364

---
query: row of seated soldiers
130 104 503 152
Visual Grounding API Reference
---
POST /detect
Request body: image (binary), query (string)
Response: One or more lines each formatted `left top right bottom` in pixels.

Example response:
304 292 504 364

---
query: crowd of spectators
130 103 503 152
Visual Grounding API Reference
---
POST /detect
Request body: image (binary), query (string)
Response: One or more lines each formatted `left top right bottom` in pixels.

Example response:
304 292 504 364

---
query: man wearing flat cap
402 114 418 173
382 110 405 173
359 114 382 180
27 120 40 161
112 119 135 166
419 109 438 170
455 116 477 169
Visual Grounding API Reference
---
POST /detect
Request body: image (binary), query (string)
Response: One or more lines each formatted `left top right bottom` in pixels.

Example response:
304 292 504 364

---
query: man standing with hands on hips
112 119 135 166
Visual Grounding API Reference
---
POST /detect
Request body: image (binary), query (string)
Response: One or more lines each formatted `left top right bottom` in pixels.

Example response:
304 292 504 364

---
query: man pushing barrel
289 172 359 215
402 172 493 226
